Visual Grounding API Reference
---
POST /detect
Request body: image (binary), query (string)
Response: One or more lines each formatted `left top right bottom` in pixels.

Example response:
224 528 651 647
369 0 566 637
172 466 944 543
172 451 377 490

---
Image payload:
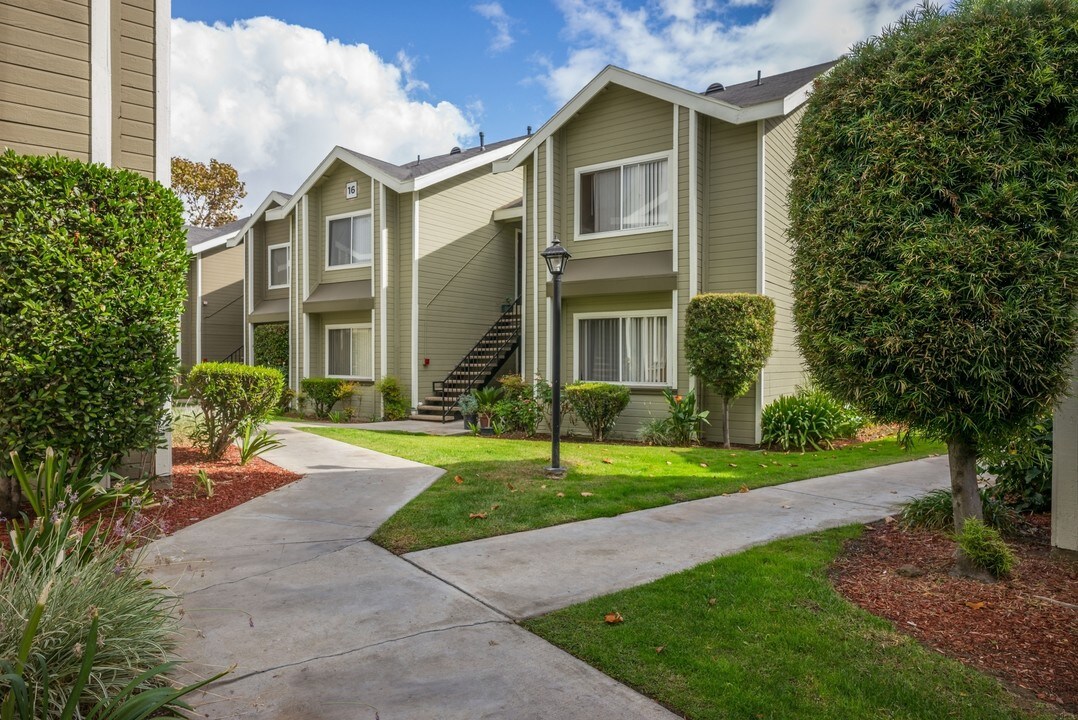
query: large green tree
790 0 1077 559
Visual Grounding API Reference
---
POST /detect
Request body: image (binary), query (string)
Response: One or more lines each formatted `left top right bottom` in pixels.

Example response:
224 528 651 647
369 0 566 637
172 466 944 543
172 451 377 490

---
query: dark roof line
701 59 840 107
184 214 253 252
340 135 528 182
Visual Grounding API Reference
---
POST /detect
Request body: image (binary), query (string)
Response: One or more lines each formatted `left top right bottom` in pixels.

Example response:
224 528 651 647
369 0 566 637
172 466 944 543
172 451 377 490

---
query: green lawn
305 428 944 554
524 526 1052 720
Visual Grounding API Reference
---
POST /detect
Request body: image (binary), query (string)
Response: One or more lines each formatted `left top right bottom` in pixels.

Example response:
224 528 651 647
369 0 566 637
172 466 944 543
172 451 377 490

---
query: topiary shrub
0 151 188 516
955 518 1016 579
790 1 1078 551
375 376 410 421
565 382 631 441
301 377 356 419
253 323 289 374
685 293 775 448
761 387 864 451
186 363 283 459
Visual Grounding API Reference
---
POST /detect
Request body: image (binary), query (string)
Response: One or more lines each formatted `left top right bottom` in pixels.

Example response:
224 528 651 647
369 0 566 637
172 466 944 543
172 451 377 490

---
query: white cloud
473 2 516 54
539 0 922 104
170 17 476 213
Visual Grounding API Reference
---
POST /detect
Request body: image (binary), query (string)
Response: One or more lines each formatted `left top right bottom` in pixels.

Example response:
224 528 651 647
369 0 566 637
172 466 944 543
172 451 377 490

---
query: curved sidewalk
143 424 678 720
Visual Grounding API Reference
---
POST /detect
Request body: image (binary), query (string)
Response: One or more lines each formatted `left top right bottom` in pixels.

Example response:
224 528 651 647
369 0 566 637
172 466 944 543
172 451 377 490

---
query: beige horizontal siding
180 257 197 368
416 165 522 397
199 244 244 361
558 84 674 259
304 310 378 421
307 161 375 288
762 106 808 404
704 119 757 294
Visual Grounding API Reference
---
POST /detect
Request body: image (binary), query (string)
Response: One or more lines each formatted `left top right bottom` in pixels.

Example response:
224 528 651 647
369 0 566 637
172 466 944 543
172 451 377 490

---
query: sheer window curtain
580 316 667 383
351 215 372 264
623 159 668 229
328 329 350 376
580 318 621 381
270 248 288 285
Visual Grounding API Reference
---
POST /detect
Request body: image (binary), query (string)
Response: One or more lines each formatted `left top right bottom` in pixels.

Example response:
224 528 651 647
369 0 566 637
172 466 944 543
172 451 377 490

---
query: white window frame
325 210 373 270
324 323 375 381
574 150 673 241
573 309 673 388
267 242 290 289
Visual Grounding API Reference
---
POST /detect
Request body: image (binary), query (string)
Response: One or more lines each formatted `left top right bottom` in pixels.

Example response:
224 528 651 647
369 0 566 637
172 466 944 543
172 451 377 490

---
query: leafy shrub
237 424 283 465
956 519 1016 579
0 151 188 516
492 375 544 436
252 322 289 371
473 387 503 417
980 416 1053 513
376 376 410 421
187 363 284 458
640 389 709 446
901 488 1020 537
761 387 864 451
301 378 357 419
565 382 631 441
532 375 573 434
685 293 775 448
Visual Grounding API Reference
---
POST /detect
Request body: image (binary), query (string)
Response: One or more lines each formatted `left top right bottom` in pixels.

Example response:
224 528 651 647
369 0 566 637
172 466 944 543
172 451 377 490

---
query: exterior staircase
411 298 521 422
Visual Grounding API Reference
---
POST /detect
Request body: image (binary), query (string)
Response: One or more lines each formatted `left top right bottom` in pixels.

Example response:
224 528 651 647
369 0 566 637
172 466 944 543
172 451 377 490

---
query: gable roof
494 60 838 173
224 191 293 248
186 215 252 253
268 136 527 221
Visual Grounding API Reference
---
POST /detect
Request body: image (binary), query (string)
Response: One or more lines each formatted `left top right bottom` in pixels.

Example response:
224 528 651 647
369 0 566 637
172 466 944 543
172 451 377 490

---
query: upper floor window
578 153 670 238
327 211 372 268
267 243 290 289
576 311 669 386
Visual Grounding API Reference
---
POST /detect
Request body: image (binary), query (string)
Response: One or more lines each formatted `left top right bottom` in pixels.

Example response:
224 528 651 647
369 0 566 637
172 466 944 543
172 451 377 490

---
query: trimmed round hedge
790 0 1078 447
0 152 188 487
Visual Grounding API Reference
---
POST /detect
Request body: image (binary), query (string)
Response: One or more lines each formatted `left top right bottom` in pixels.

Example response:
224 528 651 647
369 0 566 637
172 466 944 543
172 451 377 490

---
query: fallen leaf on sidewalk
581 491 594 497
781 504 792 509
453 475 464 484
604 611 624 624
469 512 488 519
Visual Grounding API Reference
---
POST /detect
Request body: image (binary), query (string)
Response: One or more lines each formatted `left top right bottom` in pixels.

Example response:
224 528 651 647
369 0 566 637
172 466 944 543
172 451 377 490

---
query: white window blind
327 326 373 378
579 157 668 235
579 314 668 384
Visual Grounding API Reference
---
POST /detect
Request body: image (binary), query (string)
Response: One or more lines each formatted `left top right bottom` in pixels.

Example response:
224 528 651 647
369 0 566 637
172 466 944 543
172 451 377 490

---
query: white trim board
154 0 171 183
226 192 292 248
324 209 374 270
90 0 111 165
411 193 420 409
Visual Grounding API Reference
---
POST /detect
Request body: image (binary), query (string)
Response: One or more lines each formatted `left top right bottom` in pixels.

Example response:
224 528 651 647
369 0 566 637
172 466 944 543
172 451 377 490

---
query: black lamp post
540 236 571 476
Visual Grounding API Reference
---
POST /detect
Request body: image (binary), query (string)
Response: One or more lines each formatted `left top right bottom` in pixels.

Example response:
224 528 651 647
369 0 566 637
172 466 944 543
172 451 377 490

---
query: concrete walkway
144 425 677 720
145 425 949 718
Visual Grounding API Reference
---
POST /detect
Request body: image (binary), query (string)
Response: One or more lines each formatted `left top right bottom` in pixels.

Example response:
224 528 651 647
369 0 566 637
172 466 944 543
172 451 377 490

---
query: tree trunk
947 438 984 533
722 397 731 449
0 474 21 519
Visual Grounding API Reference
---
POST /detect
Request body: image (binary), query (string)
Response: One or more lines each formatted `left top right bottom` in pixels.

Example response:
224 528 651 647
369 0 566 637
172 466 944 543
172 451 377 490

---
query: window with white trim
268 243 289 288
327 212 372 268
326 324 373 379
579 155 669 236
577 312 669 385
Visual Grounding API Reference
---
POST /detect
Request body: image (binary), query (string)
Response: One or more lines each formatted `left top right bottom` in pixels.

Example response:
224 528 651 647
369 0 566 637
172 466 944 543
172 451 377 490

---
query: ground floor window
326 323 373 379
576 312 669 385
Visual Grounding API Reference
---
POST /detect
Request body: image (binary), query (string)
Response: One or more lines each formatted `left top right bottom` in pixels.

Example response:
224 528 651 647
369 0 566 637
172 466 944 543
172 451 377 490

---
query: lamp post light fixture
540 236 571 477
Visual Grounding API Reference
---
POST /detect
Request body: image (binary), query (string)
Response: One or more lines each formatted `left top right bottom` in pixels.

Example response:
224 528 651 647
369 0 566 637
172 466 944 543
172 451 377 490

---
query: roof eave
225 191 291 247
413 138 527 191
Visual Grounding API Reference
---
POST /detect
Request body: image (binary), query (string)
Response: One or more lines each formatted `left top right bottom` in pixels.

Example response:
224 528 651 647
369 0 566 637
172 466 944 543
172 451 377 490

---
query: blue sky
170 1 923 213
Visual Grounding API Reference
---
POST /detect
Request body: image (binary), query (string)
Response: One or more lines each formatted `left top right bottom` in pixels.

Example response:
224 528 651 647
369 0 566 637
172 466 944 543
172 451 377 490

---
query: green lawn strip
304 427 944 554
524 526 1052 720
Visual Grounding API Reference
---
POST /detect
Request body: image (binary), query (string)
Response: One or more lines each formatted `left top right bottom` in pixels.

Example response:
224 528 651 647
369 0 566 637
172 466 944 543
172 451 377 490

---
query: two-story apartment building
233 139 526 421
493 61 837 444
179 217 249 368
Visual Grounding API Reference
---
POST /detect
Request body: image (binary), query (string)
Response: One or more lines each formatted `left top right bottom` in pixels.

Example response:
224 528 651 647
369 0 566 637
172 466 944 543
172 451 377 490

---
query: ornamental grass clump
761 387 864 451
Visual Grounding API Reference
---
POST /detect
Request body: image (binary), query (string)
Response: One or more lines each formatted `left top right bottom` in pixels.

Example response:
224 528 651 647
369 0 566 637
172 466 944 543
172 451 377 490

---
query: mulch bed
137 445 302 537
832 516 1078 712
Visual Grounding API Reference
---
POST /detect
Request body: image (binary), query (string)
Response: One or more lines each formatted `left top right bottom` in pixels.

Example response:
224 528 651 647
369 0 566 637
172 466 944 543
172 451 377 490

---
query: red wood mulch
137 445 302 537
831 517 1078 712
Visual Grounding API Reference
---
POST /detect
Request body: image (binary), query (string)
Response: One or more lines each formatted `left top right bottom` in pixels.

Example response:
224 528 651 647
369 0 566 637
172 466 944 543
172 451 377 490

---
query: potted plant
473 387 503 436
457 391 479 429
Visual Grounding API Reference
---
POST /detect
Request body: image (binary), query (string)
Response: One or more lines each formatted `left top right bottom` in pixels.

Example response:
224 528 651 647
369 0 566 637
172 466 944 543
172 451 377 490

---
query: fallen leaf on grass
604 611 624 624
707 597 717 606
602 458 614 464
506 482 517 492
490 503 500 510
759 464 769 468
655 645 665 654
700 462 709 468
556 492 565 498
965 601 987 611
728 463 737 468
739 485 749 493
469 512 488 520
666 461 673 465
453 475 464 484
580 491 594 497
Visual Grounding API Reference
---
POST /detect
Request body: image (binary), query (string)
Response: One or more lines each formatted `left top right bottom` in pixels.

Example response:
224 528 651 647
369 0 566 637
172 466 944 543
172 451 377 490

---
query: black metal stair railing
431 298 521 422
